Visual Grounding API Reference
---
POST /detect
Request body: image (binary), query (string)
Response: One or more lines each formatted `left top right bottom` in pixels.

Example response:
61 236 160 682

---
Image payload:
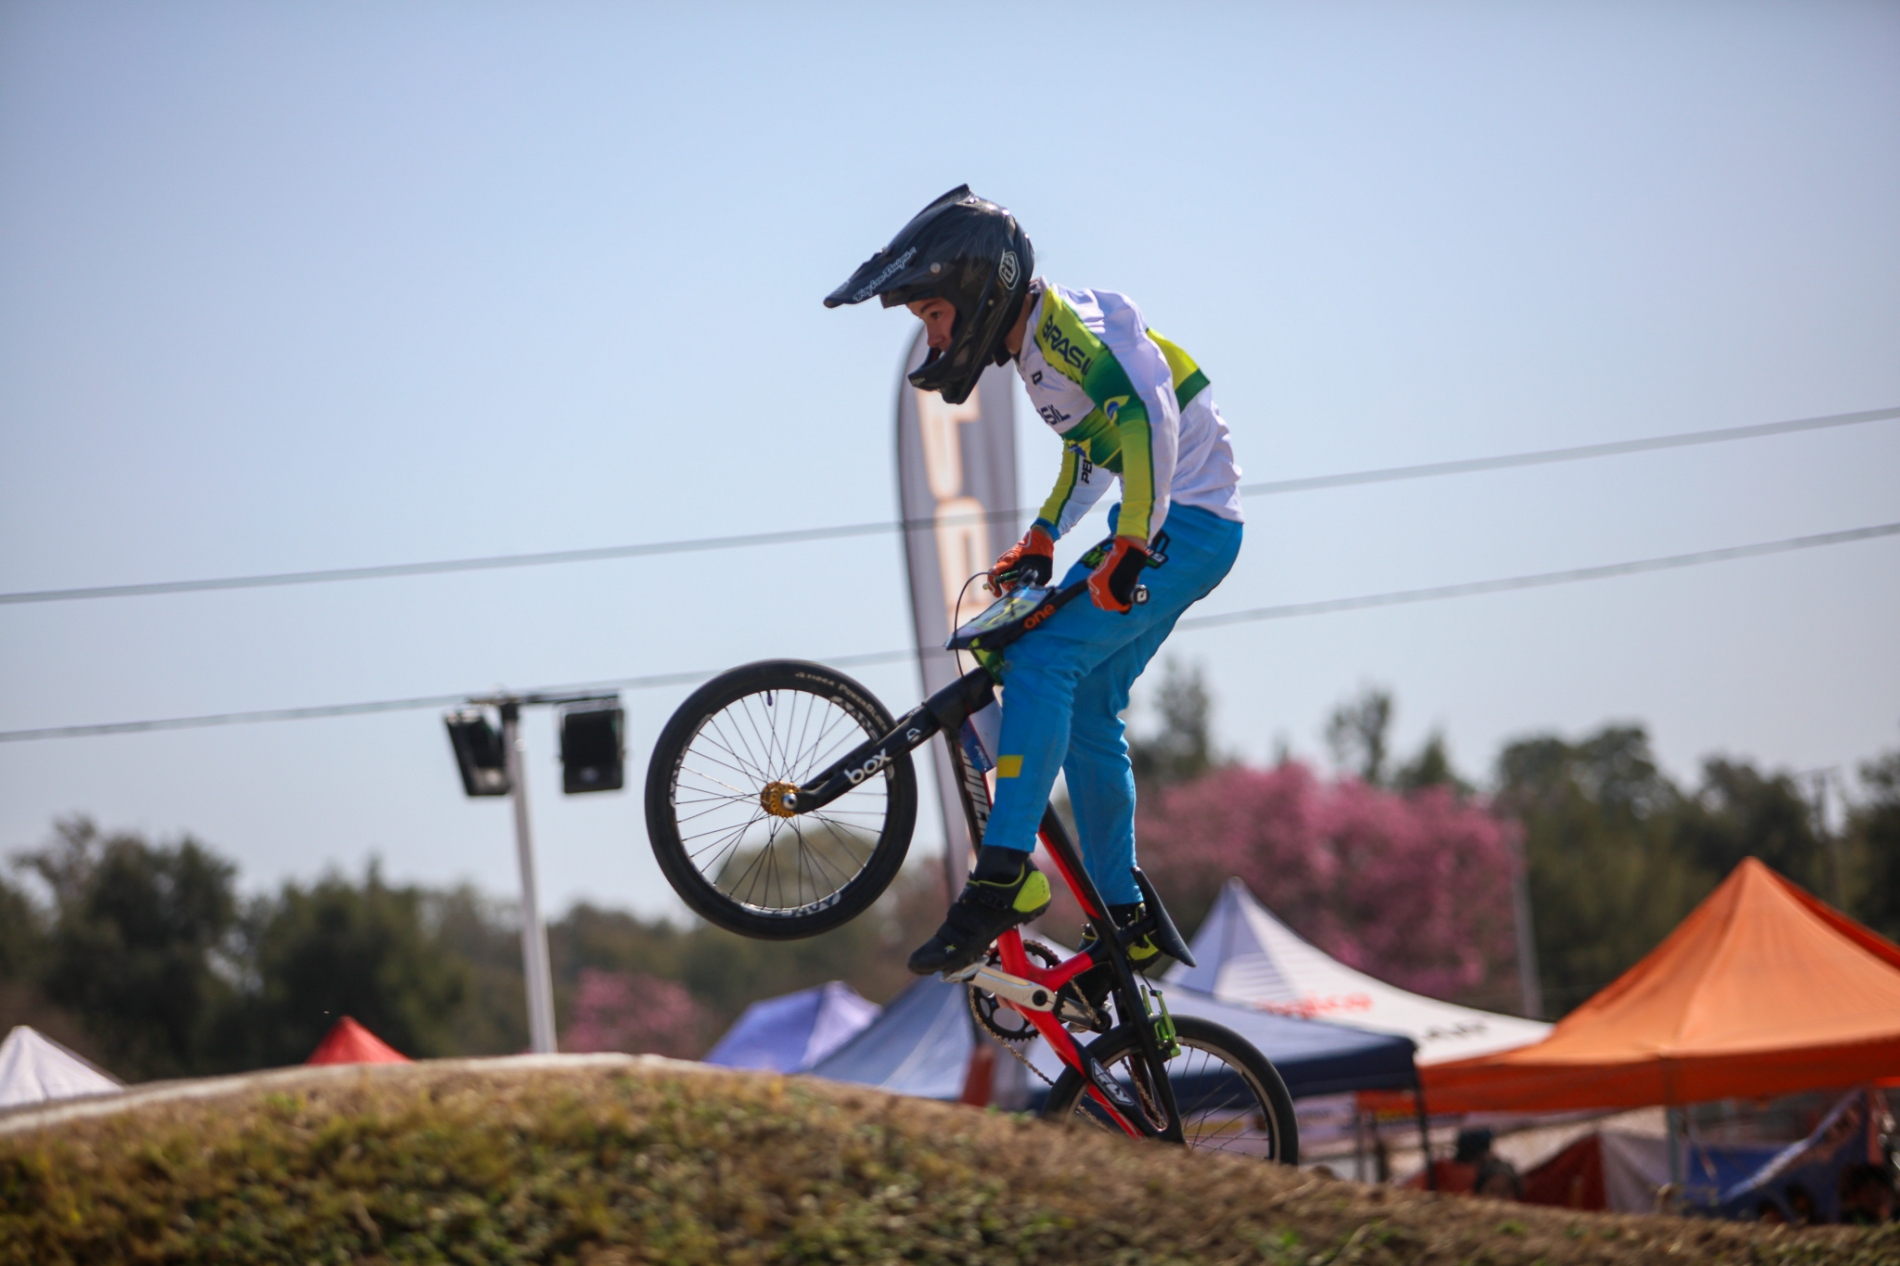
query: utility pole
502 701 559 1055
445 691 624 1056
1509 831 1545 1020
1809 768 1846 909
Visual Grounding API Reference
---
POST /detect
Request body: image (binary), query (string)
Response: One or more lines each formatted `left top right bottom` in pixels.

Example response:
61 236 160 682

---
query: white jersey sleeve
1015 281 1242 542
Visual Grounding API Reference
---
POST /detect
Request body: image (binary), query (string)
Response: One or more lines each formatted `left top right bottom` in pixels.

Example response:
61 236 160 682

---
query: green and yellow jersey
1015 281 1242 542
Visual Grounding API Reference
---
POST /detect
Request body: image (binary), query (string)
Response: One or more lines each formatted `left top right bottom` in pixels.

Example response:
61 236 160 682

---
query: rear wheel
1041 1016 1299 1163
644 660 916 939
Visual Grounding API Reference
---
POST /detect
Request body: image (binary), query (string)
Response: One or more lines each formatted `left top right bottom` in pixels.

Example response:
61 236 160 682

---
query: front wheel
644 660 916 939
1041 1016 1299 1163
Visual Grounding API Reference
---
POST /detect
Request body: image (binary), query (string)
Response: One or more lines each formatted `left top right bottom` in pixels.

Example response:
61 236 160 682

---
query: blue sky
2 1 1896 918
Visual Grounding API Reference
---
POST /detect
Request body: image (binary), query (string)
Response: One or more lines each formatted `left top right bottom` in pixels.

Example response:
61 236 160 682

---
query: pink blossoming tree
1137 762 1522 1003
562 967 707 1058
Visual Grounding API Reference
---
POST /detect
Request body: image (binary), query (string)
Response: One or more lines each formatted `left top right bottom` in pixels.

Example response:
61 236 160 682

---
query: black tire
644 659 916 939
1041 1015 1299 1164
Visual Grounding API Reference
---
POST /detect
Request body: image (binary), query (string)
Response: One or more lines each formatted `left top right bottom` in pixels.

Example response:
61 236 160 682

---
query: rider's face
905 297 957 352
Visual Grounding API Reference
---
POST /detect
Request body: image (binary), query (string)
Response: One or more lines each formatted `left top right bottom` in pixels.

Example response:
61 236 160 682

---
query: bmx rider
825 187 1245 977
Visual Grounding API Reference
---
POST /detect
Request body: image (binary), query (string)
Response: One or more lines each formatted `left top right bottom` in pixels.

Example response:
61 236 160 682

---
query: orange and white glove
988 523 1056 592
1088 536 1150 612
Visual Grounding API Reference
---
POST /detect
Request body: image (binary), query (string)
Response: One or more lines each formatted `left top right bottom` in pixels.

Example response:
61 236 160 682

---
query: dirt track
0 1056 1889 1264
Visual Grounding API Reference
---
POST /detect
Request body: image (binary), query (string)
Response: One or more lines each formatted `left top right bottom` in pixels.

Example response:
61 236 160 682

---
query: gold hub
761 781 800 818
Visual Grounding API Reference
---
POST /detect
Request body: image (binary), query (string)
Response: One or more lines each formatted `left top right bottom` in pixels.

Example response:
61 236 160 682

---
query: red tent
1520 1134 1607 1210
305 1016 411 1066
1422 859 1900 1113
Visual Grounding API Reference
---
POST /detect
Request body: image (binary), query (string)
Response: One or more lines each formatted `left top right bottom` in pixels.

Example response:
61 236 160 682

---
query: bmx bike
644 550 1297 1159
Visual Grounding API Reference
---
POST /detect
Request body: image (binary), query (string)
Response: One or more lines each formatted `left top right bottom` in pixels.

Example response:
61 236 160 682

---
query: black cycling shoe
1073 902 1168 1016
907 851 1053 976
1080 902 1168 972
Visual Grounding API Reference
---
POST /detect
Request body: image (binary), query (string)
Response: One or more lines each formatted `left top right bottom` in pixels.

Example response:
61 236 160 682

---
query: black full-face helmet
825 185 1034 405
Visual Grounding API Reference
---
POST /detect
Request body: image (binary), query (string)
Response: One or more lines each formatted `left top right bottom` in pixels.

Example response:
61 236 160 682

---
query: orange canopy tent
1421 859 1900 1113
305 1016 411 1066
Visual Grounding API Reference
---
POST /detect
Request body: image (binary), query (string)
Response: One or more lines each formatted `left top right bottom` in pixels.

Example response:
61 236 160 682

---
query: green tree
430 885 529 1056
1129 659 1220 789
0 874 94 1058
1324 687 1471 795
0 873 42 984
546 863 945 1053
238 862 468 1066
1394 732 1472 795
15 817 239 1080
1325 687 1393 785
1675 758 1828 897
1846 748 1900 941
1496 728 1709 1015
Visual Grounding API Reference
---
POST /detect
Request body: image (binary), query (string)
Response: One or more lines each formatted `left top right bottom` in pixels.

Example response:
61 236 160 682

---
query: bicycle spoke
790 820 854 893
697 811 764 880
672 801 756 826
720 826 777 903
789 688 820 783
792 705 853 773
676 761 756 797
705 716 771 783
764 691 797 786
807 807 879 836
673 799 756 829
685 813 760 860
752 691 790 777
760 819 787 908
736 696 783 786
794 712 864 782
806 814 873 868
680 743 768 791
1176 1044 1274 1157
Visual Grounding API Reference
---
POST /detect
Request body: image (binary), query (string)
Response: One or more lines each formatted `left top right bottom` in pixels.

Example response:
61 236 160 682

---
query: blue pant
984 503 1243 905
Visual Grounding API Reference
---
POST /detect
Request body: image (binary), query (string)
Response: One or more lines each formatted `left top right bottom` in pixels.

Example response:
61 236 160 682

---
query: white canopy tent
1167 879 1550 1066
0 1026 123 1109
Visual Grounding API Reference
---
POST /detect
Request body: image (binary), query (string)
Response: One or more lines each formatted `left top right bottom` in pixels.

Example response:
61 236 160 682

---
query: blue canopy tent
805 975 975 1100
808 975 1418 1106
1161 984 1419 1100
1708 1088 1881 1223
703 981 881 1074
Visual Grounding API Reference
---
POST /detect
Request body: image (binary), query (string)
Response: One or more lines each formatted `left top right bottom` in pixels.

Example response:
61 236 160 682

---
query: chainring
967 939 1060 1044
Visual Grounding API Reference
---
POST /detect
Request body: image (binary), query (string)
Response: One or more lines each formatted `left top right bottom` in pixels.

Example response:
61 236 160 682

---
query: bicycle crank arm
942 963 1056 1012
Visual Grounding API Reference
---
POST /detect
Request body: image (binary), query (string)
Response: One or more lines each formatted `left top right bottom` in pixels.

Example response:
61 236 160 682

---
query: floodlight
444 708 512 797
560 698 624 794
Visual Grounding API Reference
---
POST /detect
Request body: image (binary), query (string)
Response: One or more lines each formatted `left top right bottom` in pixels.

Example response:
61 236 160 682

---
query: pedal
942 963 1056 1012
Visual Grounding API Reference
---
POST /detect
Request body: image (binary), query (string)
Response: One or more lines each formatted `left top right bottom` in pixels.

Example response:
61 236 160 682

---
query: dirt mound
0 1056 1889 1264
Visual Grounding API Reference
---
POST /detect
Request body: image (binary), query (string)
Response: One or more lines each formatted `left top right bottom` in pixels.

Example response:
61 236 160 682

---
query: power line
4 520 1892 744
0 650 922 744
1174 520 1900 632
1232 404 1899 495
3 404 1891 608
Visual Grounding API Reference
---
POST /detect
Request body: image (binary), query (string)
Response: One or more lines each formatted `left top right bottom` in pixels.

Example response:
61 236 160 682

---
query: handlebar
948 575 1148 655
991 574 1148 607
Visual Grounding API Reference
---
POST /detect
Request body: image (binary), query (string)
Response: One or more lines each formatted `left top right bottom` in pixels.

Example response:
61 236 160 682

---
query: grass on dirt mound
1 1058 1892 1265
